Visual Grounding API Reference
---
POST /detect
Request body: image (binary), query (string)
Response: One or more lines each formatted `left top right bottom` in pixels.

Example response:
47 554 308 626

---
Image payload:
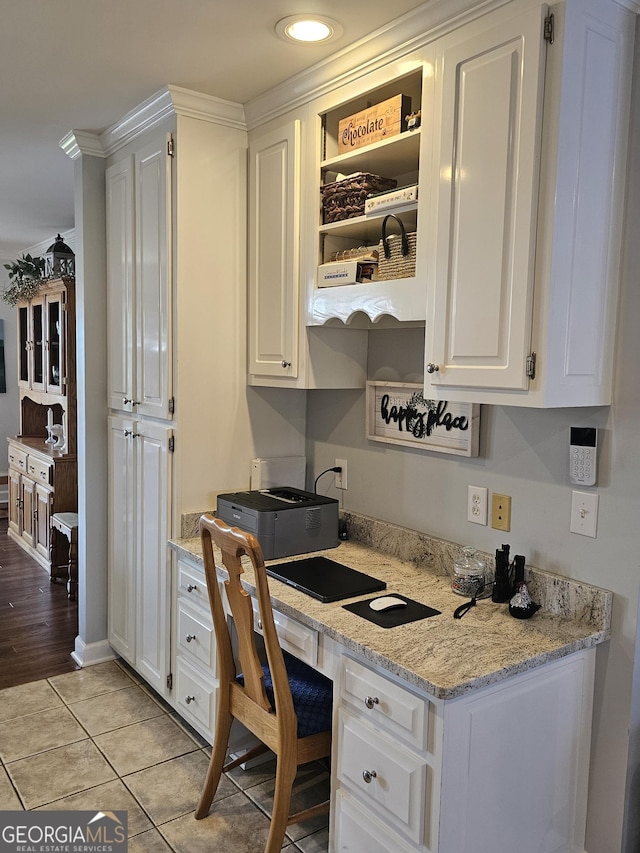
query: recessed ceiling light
275 15 343 44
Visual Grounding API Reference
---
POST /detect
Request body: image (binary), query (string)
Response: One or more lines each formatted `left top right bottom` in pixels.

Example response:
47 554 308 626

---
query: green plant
1 253 45 306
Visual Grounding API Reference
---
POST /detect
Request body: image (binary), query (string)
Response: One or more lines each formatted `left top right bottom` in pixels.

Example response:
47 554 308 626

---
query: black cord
314 466 341 493
453 579 490 619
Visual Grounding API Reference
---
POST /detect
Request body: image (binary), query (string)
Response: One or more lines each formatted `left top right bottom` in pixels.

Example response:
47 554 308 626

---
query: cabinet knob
123 430 139 438
185 695 195 704
187 584 198 593
426 362 440 374
186 633 196 643
123 397 139 406
281 360 291 369
362 769 377 784
364 695 379 710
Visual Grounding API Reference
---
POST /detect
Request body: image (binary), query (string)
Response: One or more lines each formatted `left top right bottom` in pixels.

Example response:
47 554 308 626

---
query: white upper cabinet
106 134 172 419
248 110 368 389
424 0 636 406
248 119 301 380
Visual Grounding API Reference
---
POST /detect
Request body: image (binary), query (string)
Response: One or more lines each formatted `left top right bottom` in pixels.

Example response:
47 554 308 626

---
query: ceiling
0 0 429 261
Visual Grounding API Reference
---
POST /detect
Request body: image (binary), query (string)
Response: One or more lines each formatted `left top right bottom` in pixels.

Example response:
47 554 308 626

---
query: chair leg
264 753 297 853
195 708 233 820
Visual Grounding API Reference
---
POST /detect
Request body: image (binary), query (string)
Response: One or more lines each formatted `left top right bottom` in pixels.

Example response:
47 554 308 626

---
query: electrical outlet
570 490 598 538
467 485 488 525
335 458 348 490
491 494 512 531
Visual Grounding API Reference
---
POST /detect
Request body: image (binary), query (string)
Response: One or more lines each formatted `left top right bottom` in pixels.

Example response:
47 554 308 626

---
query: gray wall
305 39 640 853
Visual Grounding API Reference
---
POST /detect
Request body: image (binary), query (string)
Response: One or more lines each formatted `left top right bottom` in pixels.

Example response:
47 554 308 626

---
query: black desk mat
343 594 441 628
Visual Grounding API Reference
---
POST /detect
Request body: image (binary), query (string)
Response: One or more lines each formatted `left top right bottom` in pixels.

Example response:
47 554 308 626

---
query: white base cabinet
172 556 218 740
332 648 595 853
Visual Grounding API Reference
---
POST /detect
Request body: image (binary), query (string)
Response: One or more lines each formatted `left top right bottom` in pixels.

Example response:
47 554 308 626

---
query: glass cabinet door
18 304 29 387
30 297 45 391
47 293 64 394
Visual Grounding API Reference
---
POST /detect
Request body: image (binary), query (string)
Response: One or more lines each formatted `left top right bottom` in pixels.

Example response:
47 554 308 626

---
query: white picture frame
366 381 480 457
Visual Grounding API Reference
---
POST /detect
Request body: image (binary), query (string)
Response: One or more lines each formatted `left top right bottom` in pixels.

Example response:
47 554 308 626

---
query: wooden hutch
7 276 77 571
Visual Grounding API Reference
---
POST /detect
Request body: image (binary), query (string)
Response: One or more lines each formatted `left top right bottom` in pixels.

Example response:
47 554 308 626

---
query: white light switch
570 490 599 538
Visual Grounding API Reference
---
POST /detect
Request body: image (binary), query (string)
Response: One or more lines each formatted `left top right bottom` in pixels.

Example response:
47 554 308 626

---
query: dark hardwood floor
0 517 79 690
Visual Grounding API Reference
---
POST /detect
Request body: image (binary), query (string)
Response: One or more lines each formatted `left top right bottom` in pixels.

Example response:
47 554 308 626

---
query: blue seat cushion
237 650 333 738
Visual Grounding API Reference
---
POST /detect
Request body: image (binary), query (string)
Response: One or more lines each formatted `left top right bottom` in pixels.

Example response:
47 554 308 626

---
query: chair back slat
199 514 294 722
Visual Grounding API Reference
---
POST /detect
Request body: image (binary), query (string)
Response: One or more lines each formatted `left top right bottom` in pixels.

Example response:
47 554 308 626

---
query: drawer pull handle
257 619 262 630
364 696 379 710
187 584 198 592
185 695 195 704
362 769 377 784
186 633 197 643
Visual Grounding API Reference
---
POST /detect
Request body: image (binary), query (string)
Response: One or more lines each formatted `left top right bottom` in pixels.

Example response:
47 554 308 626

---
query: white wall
0 269 21 474
304 43 640 853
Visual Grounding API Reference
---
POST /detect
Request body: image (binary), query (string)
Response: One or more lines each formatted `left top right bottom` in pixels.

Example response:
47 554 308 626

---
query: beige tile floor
0 660 330 852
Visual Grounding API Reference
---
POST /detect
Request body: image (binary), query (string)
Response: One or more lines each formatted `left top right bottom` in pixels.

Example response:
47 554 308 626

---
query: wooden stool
50 512 79 601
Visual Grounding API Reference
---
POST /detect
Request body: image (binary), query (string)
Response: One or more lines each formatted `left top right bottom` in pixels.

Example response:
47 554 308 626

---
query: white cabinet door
106 157 135 412
134 419 172 693
135 137 172 418
107 414 136 664
439 651 594 853
108 414 172 694
248 119 300 379
106 136 172 419
425 3 547 391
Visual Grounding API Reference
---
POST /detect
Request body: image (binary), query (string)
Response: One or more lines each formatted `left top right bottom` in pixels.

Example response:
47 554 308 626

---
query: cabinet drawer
177 559 210 612
252 599 318 667
175 657 216 733
341 656 429 750
177 601 216 673
337 710 427 843
337 710 427 844
8 446 28 471
27 457 53 485
333 789 416 853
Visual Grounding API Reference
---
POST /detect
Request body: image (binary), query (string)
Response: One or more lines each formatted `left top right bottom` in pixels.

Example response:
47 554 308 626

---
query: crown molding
243 0 640 128
243 0 506 129
98 85 246 156
59 130 105 161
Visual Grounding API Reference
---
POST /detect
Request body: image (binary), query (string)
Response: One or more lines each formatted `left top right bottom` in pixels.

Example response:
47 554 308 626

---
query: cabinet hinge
526 352 537 379
544 13 554 44
168 396 175 414
167 136 175 157
166 673 173 690
169 436 175 452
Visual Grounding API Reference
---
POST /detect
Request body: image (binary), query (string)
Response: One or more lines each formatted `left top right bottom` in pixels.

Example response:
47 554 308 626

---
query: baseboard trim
71 637 117 668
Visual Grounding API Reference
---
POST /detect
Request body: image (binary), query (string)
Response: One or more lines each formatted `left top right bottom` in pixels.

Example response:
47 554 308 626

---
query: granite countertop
169 515 611 701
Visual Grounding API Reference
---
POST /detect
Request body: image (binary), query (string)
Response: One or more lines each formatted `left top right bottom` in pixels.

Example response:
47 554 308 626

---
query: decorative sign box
366 382 480 457
338 94 411 154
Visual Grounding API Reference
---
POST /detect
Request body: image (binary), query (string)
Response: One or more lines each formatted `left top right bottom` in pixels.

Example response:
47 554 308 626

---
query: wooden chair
195 513 333 852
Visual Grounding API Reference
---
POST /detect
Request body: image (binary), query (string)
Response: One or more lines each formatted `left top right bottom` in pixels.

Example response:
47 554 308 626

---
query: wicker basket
321 173 397 223
377 214 417 280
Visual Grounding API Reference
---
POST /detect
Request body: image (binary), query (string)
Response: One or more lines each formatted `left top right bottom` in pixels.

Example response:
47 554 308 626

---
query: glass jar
452 547 489 598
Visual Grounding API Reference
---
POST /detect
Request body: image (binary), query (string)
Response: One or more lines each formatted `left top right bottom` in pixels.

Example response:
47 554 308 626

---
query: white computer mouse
369 595 408 612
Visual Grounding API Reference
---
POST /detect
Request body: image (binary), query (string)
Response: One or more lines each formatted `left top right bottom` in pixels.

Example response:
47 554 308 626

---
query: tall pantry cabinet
104 87 250 696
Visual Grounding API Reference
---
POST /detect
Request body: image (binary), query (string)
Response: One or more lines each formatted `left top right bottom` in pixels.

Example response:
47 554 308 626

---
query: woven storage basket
377 214 417 280
321 173 397 223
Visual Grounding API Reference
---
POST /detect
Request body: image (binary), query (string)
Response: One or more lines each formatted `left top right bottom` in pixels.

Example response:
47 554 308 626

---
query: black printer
216 487 339 560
